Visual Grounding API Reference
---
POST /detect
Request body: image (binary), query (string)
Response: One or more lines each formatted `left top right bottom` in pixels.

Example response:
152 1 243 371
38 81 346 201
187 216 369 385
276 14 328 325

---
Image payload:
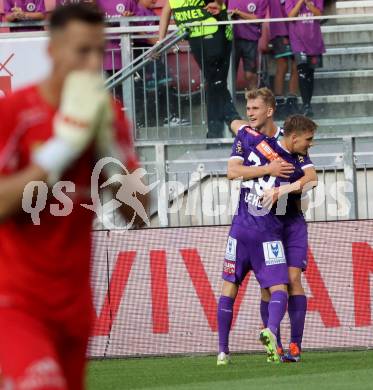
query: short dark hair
50 3 104 32
245 87 276 110
283 115 317 136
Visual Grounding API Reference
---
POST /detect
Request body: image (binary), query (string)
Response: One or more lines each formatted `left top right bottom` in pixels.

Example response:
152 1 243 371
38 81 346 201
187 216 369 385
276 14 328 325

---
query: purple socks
288 295 307 349
260 300 269 327
260 299 283 348
267 291 288 337
217 296 234 354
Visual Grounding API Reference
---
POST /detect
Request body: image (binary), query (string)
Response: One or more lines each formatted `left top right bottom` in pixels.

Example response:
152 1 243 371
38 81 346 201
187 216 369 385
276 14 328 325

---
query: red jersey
0 85 138 328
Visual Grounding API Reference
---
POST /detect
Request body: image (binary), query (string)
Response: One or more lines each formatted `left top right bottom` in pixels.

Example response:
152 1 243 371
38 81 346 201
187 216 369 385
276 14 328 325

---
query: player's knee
221 281 239 299
261 288 270 302
288 268 302 285
269 284 288 294
288 268 304 294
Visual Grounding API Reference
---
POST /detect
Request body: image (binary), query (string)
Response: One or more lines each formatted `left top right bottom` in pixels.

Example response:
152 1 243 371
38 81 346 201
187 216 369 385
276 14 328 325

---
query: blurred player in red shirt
0 4 144 390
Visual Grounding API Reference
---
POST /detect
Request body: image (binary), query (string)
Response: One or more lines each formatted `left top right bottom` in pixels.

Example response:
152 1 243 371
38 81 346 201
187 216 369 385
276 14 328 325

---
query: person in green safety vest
159 0 242 141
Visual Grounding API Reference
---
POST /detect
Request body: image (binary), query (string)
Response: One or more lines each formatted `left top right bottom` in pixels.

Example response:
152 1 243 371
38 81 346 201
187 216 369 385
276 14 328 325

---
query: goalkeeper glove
33 70 109 184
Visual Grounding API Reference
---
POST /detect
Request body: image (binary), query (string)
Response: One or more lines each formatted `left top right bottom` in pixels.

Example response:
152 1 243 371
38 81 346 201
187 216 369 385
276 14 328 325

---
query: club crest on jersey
247 3 257 13
116 3 125 14
298 155 305 163
235 140 243 155
263 241 286 265
225 236 237 262
26 2 36 12
271 242 279 257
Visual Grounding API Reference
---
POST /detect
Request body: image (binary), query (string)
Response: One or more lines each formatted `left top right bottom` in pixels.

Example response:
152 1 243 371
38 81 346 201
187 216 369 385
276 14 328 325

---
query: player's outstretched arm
0 72 108 223
262 167 318 208
294 166 318 193
230 120 250 135
0 165 48 222
227 158 294 180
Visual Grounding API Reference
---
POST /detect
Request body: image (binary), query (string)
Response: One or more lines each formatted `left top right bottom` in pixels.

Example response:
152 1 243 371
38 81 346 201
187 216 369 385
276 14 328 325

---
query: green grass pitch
88 350 373 390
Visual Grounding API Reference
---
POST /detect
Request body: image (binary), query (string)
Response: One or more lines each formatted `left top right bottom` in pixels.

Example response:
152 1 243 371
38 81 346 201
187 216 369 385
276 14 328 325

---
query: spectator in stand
269 0 299 120
285 0 325 117
228 0 268 91
97 0 189 127
3 0 46 31
159 1 242 140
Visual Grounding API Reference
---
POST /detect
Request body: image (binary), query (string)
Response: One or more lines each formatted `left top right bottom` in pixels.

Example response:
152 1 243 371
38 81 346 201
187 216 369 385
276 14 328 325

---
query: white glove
94 96 128 179
33 71 109 183
95 94 117 159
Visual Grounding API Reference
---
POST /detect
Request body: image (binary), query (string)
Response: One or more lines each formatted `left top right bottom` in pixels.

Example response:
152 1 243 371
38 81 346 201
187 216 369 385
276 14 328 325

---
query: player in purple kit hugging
268 0 299 120
217 88 317 365
285 0 325 117
228 0 268 90
3 0 45 31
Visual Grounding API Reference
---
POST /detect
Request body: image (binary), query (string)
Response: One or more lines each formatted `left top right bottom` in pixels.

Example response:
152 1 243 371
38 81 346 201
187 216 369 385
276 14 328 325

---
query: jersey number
241 152 276 196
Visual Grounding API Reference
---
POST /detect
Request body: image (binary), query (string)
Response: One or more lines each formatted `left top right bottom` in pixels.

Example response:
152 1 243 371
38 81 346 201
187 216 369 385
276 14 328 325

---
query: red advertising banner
88 220 373 357
0 75 11 96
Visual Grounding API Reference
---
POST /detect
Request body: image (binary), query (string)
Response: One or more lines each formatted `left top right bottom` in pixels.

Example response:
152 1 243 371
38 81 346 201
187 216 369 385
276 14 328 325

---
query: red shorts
0 308 89 390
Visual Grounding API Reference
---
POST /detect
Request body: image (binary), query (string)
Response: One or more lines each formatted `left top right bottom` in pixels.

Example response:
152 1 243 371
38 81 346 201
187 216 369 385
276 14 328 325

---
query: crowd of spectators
0 0 326 122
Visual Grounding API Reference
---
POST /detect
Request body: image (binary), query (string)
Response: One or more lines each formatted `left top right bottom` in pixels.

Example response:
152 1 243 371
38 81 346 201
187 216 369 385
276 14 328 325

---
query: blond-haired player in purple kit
217 88 317 365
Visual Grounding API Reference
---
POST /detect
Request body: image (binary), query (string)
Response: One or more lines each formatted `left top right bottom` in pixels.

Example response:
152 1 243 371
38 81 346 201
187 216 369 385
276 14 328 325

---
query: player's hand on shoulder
230 120 249 136
267 159 294 178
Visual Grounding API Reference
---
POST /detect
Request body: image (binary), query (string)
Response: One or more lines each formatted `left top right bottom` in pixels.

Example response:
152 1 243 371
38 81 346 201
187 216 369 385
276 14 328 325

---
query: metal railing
99 13 373 142
2 16 373 227
92 133 373 230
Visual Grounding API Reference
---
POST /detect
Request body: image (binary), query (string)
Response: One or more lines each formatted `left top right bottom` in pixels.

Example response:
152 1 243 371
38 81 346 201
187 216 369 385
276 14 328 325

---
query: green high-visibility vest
168 0 218 38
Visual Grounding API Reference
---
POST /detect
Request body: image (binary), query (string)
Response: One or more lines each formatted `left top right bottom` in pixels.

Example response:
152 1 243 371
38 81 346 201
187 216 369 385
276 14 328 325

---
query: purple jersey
285 0 325 55
3 0 45 31
4 0 45 13
228 0 268 41
98 0 155 20
96 0 156 70
230 125 313 229
269 0 288 40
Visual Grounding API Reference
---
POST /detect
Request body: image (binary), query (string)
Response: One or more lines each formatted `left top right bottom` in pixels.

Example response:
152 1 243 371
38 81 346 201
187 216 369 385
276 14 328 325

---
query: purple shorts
222 223 289 289
282 214 308 271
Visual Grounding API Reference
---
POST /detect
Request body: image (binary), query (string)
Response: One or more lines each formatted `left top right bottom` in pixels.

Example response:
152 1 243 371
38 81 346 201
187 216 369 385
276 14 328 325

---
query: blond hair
245 87 276 110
